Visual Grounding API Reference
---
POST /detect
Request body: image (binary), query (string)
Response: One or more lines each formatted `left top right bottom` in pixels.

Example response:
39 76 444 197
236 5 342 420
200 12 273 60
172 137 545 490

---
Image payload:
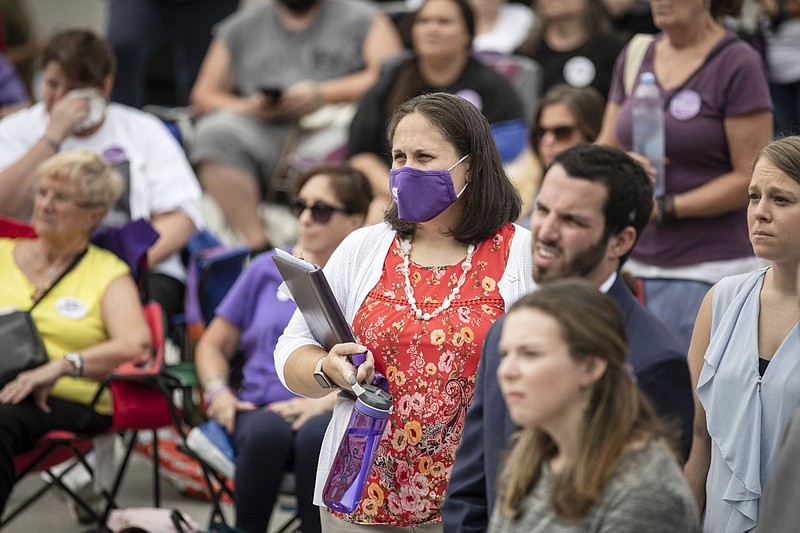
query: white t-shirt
472 3 535 55
0 102 203 281
766 19 800 85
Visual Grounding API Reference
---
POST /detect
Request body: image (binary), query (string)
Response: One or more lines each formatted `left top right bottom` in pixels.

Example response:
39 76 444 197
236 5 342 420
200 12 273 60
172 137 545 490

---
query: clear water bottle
322 375 392 513
632 72 665 197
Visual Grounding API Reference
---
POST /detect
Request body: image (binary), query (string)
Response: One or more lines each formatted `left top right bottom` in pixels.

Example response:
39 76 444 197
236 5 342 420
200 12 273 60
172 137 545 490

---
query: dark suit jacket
442 275 694 532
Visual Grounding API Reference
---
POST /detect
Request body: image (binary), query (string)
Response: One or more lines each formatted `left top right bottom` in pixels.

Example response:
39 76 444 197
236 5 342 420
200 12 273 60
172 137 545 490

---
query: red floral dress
337 223 515 526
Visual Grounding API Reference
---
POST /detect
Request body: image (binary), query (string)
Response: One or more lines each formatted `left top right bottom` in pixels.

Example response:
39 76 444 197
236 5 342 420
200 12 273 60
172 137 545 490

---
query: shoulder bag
0 249 86 387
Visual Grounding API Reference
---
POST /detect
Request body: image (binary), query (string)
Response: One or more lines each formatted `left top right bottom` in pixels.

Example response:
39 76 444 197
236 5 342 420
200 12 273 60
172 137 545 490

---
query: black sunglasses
290 199 351 224
534 125 577 142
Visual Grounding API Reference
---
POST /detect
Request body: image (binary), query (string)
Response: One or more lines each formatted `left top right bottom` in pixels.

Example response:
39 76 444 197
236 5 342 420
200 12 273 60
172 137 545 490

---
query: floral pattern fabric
338 224 515 526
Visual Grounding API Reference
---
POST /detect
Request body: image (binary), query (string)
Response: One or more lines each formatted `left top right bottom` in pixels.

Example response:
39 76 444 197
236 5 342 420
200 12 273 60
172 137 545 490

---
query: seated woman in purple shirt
194 163 372 533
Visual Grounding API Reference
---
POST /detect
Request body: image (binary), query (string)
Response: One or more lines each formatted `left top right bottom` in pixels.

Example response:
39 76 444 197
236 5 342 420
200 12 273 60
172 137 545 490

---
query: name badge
455 89 484 112
55 297 88 320
669 89 702 121
563 56 596 88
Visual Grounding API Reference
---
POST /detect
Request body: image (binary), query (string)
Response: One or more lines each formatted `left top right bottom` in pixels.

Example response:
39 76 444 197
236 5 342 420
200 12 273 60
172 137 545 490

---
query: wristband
201 376 230 405
204 384 233 408
201 376 227 393
40 135 61 152
654 194 676 224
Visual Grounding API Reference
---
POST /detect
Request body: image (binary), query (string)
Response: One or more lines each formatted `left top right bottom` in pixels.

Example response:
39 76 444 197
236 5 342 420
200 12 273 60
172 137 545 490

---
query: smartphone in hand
259 86 283 104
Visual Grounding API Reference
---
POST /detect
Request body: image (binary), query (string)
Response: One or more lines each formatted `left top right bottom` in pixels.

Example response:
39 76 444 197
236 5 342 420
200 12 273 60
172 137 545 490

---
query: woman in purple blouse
194 163 372 533
596 0 773 352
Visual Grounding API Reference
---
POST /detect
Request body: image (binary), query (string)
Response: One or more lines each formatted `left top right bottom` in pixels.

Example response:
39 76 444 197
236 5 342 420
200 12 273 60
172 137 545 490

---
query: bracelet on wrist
204 384 232 407
201 376 227 392
654 194 676 224
201 376 228 398
40 135 61 152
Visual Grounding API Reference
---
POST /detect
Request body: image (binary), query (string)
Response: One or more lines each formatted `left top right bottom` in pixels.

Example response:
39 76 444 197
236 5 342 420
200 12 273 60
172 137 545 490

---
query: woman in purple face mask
275 92 534 530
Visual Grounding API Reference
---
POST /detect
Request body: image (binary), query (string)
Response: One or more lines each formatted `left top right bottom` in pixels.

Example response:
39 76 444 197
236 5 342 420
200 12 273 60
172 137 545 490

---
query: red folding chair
1 219 225 529
0 216 37 239
1 302 227 529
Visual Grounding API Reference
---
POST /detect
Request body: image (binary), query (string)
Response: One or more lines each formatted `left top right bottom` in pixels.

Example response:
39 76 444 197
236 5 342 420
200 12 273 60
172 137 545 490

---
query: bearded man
443 143 694 532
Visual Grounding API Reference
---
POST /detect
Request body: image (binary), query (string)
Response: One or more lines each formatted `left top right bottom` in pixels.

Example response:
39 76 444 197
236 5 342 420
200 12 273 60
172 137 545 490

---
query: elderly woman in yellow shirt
0 149 150 514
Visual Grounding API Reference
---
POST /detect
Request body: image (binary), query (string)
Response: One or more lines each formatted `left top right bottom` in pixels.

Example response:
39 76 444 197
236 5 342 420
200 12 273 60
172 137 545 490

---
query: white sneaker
185 422 236 479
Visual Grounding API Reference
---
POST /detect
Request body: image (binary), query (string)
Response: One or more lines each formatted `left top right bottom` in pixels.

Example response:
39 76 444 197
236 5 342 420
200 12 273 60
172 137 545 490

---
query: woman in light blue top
685 135 800 532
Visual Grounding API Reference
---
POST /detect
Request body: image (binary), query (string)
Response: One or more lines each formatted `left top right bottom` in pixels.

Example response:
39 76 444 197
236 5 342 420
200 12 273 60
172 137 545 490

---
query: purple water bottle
322 375 392 513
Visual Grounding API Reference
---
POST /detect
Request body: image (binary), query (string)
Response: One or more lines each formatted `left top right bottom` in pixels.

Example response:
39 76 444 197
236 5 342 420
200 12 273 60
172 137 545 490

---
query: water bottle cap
350 374 392 414
639 72 656 84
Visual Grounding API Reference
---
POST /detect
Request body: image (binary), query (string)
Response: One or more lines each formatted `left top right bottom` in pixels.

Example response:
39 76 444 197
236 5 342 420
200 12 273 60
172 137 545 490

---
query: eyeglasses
534 125 578 142
290 199 351 224
34 186 98 208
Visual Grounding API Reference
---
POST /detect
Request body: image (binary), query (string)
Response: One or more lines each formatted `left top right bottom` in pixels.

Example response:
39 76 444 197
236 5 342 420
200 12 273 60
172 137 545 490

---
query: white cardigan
273 222 534 506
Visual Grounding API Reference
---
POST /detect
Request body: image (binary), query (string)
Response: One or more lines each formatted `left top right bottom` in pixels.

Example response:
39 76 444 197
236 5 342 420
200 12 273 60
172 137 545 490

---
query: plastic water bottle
322 376 392 513
632 72 665 197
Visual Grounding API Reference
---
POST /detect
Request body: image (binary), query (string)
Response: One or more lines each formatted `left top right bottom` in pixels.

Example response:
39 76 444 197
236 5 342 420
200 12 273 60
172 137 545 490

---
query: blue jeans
107 0 239 107
638 277 712 354
771 79 800 137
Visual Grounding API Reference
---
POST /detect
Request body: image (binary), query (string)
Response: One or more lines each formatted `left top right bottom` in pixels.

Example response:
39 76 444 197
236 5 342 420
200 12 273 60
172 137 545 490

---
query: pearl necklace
399 237 475 321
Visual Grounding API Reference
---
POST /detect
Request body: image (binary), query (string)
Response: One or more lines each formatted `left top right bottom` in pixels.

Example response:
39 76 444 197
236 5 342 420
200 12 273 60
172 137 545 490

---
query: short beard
532 237 608 284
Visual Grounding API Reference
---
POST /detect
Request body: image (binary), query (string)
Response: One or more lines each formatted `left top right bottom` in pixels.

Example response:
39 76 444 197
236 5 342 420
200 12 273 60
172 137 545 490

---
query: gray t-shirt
488 440 699 533
214 0 378 96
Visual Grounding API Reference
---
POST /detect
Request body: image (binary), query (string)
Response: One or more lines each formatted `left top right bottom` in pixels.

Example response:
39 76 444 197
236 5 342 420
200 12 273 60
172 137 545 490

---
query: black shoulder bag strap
29 248 89 310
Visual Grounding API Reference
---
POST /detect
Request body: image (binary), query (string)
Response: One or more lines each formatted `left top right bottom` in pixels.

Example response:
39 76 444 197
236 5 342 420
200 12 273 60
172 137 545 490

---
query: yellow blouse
0 238 131 414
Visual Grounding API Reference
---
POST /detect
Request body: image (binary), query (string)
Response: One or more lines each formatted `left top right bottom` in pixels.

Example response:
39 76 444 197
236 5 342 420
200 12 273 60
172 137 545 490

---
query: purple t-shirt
0 53 27 106
215 249 298 405
610 32 772 267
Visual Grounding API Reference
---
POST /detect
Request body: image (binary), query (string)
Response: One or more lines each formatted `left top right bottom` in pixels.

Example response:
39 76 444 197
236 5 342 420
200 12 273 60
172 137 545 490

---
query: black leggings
233 408 331 533
0 397 112 513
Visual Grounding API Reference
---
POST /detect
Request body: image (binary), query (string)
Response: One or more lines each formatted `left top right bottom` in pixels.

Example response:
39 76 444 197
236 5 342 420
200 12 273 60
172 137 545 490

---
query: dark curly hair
550 143 653 266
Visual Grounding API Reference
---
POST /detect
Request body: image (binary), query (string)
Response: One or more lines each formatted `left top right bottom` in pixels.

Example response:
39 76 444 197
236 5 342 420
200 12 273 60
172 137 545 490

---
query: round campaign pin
55 297 88 320
563 56 595 88
669 89 702 121
456 89 484 111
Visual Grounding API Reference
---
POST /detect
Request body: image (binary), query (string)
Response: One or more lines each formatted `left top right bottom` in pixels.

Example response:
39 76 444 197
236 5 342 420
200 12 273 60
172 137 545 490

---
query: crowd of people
0 0 799 532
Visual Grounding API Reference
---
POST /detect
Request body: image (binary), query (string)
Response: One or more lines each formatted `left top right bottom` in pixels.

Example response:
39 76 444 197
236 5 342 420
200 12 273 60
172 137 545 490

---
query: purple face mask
389 154 470 223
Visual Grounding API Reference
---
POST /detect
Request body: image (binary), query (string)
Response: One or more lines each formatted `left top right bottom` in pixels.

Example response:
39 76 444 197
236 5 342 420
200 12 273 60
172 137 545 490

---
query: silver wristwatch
313 356 332 389
63 351 83 377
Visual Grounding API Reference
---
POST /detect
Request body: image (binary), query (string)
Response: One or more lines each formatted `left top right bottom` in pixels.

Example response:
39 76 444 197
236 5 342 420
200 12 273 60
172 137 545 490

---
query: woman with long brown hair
490 279 697 532
516 0 624 99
